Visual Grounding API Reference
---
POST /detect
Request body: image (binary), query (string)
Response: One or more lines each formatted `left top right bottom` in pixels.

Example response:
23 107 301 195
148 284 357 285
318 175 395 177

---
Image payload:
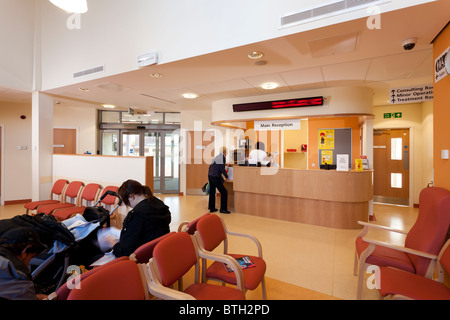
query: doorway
53 128 77 154
373 128 410 206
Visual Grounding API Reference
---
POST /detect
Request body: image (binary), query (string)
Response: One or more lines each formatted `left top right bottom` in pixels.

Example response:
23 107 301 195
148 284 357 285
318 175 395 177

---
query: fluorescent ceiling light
102 104 116 109
49 0 88 13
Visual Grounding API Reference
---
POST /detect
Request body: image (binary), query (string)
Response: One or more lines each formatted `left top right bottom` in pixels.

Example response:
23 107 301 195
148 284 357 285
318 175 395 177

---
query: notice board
318 128 352 169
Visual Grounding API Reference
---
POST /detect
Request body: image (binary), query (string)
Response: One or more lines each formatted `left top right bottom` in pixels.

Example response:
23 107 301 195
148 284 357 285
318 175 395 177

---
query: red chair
195 214 267 299
378 240 450 300
354 187 450 299
144 232 245 300
97 186 120 227
67 259 148 300
130 232 176 264
49 256 129 300
24 179 68 215
36 181 84 215
177 212 211 234
52 183 102 221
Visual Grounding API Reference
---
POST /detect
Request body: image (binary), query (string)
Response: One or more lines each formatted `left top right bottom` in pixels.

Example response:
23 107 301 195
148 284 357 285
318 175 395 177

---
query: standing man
208 147 230 214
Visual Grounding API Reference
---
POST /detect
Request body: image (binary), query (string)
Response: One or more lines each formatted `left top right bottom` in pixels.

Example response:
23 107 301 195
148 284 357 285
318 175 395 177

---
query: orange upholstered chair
52 183 102 221
37 181 84 215
177 212 211 234
145 232 245 300
66 259 148 300
24 179 68 215
49 256 129 300
354 187 450 299
378 240 450 300
130 232 176 264
97 186 120 227
195 214 267 299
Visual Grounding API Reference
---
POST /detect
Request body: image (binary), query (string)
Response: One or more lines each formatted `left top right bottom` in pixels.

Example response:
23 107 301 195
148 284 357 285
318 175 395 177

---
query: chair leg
356 243 376 300
353 250 359 276
261 277 267 300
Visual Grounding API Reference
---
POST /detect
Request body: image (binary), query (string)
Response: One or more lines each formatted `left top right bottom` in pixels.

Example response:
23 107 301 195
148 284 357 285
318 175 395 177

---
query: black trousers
208 175 227 211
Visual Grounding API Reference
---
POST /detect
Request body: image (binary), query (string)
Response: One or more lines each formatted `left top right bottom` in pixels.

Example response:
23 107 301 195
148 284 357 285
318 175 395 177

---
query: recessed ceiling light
261 82 278 90
248 51 264 59
102 104 116 109
79 87 90 92
150 73 164 78
182 93 198 99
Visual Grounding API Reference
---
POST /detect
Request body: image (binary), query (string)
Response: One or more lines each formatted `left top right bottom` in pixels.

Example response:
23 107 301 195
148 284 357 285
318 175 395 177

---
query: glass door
144 132 161 193
122 131 141 157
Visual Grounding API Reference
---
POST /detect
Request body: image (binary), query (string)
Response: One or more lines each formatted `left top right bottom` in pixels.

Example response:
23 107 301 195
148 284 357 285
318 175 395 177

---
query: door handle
403 149 409 170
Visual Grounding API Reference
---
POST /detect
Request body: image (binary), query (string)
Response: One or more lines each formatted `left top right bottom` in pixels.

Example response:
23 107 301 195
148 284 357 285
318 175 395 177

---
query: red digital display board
233 96 323 112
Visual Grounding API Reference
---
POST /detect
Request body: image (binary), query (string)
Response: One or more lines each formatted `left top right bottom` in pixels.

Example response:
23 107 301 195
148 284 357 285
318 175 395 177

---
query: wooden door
373 128 410 205
186 131 215 195
53 128 76 154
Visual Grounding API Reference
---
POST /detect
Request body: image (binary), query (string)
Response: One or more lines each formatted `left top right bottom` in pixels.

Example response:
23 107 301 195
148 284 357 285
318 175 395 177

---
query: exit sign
383 112 402 119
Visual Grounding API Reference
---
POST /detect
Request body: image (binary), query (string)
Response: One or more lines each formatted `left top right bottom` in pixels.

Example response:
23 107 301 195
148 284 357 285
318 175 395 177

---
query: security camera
402 38 417 51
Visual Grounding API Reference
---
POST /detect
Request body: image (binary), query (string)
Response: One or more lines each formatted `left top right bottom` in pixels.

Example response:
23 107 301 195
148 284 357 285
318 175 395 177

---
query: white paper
97 227 121 252
337 154 349 171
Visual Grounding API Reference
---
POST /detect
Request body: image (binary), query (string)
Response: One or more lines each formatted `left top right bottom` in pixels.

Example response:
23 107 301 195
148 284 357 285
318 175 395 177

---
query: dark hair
255 141 265 151
118 180 153 207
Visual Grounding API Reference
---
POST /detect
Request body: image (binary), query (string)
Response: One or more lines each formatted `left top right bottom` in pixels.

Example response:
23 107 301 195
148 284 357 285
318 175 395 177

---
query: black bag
9 213 76 248
83 206 111 227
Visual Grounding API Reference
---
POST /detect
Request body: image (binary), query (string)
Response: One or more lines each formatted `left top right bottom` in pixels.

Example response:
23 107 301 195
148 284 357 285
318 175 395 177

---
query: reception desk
233 166 372 229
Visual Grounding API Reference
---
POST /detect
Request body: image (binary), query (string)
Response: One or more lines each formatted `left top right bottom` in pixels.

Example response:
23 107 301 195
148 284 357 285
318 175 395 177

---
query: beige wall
373 101 433 205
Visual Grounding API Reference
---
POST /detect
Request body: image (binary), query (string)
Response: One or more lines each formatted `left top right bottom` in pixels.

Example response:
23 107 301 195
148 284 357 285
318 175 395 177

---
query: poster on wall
321 150 333 165
319 129 335 150
435 46 449 83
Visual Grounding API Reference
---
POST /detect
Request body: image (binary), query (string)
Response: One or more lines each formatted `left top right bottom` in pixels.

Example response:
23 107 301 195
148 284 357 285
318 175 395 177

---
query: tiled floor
0 196 418 300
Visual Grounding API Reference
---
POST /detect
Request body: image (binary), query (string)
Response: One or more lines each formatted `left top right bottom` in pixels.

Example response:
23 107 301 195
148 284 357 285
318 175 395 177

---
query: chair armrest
361 237 439 260
143 260 196 300
197 249 245 292
226 230 263 258
358 221 408 235
177 221 189 232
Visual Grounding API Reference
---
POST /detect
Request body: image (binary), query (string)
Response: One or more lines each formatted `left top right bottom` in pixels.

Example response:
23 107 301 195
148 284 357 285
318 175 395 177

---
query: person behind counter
208 147 231 214
249 141 268 162
112 180 171 257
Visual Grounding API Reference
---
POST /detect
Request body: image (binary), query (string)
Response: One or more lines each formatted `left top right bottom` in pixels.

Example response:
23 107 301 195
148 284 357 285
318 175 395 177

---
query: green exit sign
384 112 402 119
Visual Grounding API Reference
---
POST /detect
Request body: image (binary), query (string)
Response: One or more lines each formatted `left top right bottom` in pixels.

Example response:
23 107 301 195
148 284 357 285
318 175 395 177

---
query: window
391 173 402 188
391 138 402 160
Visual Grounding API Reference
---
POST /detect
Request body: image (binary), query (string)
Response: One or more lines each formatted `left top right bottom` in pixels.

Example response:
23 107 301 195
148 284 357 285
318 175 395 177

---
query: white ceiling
1 1 449 114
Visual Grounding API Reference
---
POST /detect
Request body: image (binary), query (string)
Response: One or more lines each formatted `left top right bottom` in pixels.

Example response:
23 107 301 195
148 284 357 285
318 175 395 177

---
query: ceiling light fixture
49 0 88 13
102 104 116 109
150 73 164 78
79 87 90 92
248 51 264 59
261 82 278 90
182 93 198 99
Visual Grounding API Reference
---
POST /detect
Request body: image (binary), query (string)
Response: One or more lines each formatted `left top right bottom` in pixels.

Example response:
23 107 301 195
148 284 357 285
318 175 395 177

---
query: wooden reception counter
233 166 372 229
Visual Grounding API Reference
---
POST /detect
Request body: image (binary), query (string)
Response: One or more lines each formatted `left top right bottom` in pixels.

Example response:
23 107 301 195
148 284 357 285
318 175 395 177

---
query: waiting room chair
378 240 450 300
66 259 149 300
36 181 84 215
48 256 129 300
130 232 176 264
144 231 245 300
97 186 120 227
354 187 450 299
195 214 267 299
52 183 102 221
177 212 211 234
24 179 68 215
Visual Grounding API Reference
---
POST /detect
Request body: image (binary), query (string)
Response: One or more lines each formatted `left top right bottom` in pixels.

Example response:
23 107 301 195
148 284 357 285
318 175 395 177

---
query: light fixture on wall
49 0 88 13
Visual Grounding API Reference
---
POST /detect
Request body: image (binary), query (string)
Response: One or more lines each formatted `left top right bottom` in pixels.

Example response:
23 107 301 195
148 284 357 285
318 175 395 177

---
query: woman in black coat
112 180 171 257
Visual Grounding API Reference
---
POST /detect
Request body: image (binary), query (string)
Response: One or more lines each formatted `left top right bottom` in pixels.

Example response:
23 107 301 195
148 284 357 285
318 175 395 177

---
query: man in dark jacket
208 147 230 214
113 180 171 257
0 227 47 300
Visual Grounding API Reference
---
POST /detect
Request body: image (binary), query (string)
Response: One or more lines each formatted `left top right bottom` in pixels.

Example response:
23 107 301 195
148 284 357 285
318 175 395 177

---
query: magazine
224 256 255 272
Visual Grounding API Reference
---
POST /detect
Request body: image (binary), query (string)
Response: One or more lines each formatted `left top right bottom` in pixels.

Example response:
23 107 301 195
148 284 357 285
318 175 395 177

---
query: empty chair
37 181 84 215
24 179 68 215
67 259 148 300
144 231 245 300
378 240 450 300
97 186 120 227
354 187 450 299
177 212 211 234
52 183 102 221
195 214 267 299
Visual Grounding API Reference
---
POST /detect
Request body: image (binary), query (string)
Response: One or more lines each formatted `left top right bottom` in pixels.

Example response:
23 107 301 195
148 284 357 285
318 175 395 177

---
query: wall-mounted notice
389 84 433 104
319 129 335 150
254 119 301 131
435 47 449 83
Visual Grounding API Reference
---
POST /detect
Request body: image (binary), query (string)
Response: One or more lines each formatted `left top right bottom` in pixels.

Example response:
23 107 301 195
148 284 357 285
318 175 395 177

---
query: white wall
0 0 35 91
0 102 32 202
